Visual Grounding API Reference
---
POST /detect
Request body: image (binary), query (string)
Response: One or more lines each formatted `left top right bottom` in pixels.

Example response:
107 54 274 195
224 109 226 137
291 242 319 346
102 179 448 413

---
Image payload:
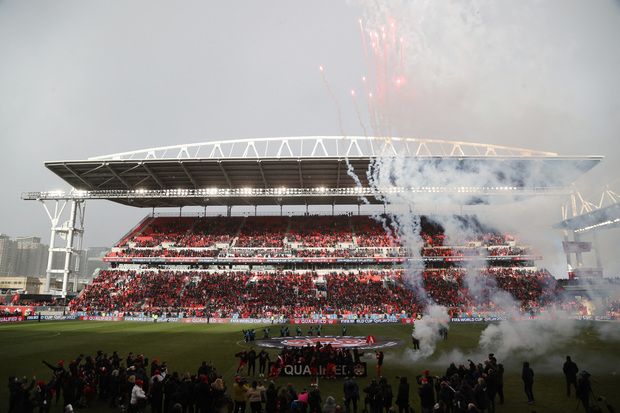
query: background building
0 234 17 275
0 234 47 277
0 276 42 294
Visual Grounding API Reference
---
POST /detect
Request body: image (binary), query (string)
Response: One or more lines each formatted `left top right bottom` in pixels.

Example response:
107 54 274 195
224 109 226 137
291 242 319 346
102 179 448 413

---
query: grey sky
0 1 619 272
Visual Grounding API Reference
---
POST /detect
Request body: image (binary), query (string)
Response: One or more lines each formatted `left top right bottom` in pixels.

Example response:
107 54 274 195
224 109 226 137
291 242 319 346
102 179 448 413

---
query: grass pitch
1 320 619 413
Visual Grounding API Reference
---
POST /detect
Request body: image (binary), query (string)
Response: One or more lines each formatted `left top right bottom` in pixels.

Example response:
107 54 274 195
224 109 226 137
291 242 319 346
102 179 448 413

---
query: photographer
576 371 592 412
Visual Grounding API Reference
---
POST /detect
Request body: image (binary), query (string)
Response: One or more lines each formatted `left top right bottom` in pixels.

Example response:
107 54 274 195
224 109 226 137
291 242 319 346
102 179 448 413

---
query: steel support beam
257 161 269 189
105 164 131 189
63 164 94 190
218 161 233 189
179 162 199 189
61 201 78 297
142 163 165 188
336 160 342 189
298 161 304 188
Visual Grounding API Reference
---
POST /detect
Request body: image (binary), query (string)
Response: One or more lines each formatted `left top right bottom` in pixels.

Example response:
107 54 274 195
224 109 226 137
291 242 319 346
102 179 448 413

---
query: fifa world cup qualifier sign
274 362 367 378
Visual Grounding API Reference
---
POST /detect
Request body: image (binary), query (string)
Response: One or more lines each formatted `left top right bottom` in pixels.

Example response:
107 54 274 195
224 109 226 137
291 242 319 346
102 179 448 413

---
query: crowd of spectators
108 246 529 260
416 267 561 314
351 216 400 248
108 247 408 260
108 249 221 258
422 233 513 248
422 247 479 258
70 271 185 313
488 247 531 257
73 270 412 318
606 299 620 318
72 215 575 320
286 217 354 247
236 218 287 248
325 272 420 317
118 217 521 252
176 218 242 247
229 249 291 258
108 216 531 262
70 267 561 319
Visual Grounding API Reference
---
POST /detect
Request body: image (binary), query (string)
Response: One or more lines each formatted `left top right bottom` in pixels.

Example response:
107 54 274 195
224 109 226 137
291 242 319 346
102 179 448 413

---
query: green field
1 321 619 413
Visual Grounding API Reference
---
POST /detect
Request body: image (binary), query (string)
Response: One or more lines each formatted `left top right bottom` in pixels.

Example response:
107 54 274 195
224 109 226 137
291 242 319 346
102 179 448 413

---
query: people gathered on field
8 346 608 413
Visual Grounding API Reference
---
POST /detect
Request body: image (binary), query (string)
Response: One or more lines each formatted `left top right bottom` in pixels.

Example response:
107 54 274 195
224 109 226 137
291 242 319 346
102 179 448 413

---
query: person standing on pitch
247 349 257 376
521 361 535 405
375 351 384 378
343 376 360 413
258 350 270 377
563 356 579 397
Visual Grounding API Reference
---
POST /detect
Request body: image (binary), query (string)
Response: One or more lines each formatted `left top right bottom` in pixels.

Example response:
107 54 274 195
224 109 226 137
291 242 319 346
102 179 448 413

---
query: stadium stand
67 214 559 318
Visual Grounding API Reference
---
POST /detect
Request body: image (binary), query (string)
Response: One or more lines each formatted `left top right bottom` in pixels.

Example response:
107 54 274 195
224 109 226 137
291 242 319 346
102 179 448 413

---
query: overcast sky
0 1 619 272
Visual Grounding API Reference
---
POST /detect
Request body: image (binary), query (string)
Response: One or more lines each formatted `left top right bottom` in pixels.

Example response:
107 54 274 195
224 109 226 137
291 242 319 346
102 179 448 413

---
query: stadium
3 135 620 413
3 2 620 412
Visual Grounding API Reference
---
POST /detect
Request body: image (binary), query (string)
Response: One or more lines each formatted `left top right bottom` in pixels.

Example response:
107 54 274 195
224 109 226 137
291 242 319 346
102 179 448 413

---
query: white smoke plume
341 0 620 363
427 315 587 372
403 303 450 362
479 316 579 358
595 322 620 341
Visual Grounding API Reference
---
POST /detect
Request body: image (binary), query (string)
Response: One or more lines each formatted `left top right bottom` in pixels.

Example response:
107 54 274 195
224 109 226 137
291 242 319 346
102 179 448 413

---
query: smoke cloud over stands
356 0 620 273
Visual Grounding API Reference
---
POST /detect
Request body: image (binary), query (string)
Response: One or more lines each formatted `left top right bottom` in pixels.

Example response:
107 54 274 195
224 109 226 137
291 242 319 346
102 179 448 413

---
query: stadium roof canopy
554 204 620 233
24 136 602 207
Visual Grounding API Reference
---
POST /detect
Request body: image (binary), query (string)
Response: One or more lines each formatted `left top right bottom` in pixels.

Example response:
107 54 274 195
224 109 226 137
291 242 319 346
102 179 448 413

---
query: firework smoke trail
363 83 381 138
398 37 405 74
362 18 409 141
350 90 370 138
347 18 433 304
358 19 369 60
318 65 347 139
316 67 373 208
